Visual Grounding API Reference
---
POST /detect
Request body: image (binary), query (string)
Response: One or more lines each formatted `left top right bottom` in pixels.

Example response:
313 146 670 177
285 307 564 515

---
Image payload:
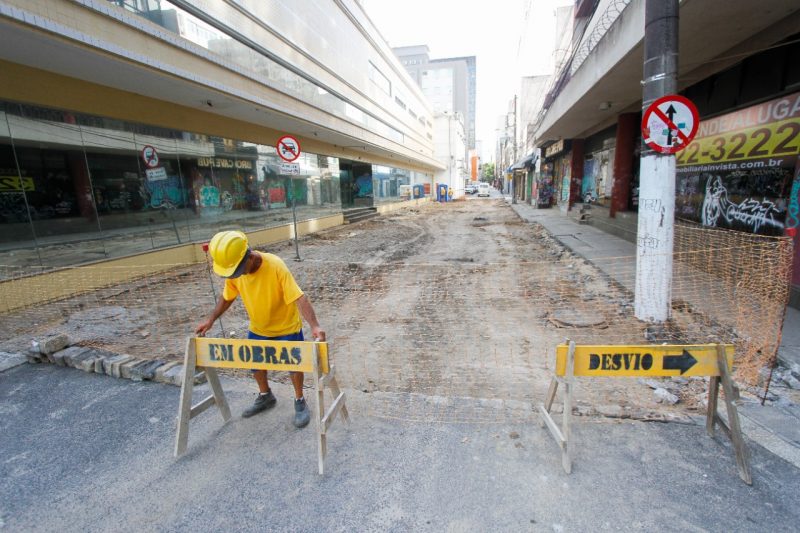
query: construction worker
195 230 325 428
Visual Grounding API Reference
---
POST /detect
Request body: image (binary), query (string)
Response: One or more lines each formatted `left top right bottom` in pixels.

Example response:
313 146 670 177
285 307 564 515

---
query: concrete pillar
610 113 638 217
569 139 584 210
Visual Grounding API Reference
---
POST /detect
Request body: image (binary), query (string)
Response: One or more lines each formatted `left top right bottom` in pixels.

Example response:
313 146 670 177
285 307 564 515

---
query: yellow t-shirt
222 251 304 337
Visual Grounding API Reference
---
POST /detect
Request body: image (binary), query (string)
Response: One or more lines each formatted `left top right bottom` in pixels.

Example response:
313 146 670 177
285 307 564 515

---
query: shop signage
279 162 300 175
141 145 159 168
641 95 699 154
555 344 734 378
145 167 168 182
675 91 800 236
544 139 565 158
676 93 800 167
276 135 301 162
196 157 253 170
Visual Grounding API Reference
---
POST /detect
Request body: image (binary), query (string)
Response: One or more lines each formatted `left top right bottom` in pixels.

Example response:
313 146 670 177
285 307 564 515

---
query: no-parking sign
141 145 159 168
276 135 301 162
641 95 699 154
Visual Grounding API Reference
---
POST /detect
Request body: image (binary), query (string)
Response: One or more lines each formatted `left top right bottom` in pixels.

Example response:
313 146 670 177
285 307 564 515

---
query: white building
433 111 467 198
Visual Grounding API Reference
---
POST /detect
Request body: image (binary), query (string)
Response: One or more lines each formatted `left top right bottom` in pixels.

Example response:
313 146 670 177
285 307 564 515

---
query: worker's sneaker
293 397 310 428
242 391 276 418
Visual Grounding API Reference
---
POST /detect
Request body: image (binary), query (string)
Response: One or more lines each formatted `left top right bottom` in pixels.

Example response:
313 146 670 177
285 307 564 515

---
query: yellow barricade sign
555 344 734 378
174 337 347 474
541 341 751 485
195 337 329 374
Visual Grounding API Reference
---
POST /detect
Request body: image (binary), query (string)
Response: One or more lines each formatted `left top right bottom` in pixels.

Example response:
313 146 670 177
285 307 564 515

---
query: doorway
339 161 373 208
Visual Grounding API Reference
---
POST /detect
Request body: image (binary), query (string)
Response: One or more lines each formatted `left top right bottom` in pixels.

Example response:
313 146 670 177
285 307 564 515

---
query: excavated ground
1 199 707 422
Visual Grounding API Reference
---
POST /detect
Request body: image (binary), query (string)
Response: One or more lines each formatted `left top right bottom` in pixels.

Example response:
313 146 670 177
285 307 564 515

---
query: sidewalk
508 198 800 470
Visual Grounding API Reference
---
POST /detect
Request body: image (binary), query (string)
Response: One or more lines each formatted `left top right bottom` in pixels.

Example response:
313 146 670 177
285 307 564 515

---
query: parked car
465 184 478 194
477 183 490 197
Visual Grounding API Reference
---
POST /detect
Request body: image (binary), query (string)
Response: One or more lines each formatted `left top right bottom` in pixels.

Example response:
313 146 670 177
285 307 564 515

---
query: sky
361 0 571 161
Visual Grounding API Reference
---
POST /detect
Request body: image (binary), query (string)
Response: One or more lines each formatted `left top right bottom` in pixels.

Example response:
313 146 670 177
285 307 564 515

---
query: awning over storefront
510 152 538 170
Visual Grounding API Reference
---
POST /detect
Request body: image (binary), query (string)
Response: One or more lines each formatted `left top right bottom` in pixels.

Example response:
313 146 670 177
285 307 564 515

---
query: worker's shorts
247 330 304 373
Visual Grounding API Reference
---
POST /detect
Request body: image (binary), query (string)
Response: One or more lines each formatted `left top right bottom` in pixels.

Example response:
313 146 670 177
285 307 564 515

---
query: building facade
530 0 800 307
393 45 476 152
433 111 467 196
0 0 443 270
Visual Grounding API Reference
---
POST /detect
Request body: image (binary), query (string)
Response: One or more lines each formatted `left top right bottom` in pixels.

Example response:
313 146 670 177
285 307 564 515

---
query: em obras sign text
195 337 329 374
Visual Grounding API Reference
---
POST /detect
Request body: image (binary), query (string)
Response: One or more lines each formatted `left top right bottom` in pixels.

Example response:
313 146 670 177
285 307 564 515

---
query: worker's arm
296 294 326 341
195 296 235 336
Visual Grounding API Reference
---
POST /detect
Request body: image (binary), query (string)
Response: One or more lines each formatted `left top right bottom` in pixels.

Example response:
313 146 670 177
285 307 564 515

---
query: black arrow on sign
663 350 698 375
665 105 677 145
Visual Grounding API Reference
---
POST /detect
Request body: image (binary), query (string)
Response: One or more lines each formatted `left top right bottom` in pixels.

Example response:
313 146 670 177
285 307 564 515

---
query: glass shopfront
0 101 344 270
372 165 411 204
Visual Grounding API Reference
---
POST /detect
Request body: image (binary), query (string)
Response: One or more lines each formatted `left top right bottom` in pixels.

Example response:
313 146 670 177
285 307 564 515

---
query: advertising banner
675 92 800 235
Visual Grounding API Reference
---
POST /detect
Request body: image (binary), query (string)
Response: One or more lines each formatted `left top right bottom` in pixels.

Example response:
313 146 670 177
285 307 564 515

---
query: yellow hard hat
208 230 249 277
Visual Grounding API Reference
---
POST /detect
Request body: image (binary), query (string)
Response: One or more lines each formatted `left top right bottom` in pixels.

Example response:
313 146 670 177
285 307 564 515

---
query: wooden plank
706 376 720 437
204 367 231 422
538 405 566 449
174 336 197 458
313 344 326 475
562 341 575 474
322 392 346 433
716 346 752 485
714 413 732 440
189 395 216 419
326 370 350 424
544 378 559 411
318 371 333 388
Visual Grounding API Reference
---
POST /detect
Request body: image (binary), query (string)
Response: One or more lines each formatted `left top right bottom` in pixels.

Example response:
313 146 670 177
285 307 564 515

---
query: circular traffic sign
141 145 159 168
641 95 699 155
276 135 301 162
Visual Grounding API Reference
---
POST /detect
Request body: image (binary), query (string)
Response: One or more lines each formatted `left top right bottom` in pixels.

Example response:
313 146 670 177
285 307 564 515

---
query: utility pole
635 0 678 322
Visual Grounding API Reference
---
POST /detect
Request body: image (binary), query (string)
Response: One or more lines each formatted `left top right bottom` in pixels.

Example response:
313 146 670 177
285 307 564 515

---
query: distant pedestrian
195 230 325 428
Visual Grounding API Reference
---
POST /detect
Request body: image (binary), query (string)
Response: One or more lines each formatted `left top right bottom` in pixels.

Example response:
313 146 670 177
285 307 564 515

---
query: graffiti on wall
199 185 220 208
701 175 784 233
560 159 570 203
144 175 184 209
677 167 792 235
788 170 799 230
581 159 596 201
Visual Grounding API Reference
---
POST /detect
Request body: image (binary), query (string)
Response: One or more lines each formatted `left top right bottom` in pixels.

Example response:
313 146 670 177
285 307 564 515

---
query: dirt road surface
2 198 696 423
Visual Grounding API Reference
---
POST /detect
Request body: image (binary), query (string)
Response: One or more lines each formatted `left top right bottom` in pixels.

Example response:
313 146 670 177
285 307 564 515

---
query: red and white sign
141 145 159 168
641 95 699 154
276 135 301 162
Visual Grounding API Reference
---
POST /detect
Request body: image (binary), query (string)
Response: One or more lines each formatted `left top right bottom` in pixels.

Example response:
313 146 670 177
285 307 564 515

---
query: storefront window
2 103 108 268
0 105 41 271
0 100 412 271
372 165 410 204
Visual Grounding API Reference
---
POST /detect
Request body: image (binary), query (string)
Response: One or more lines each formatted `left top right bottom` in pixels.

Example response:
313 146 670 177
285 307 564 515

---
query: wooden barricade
539 340 751 484
174 336 349 475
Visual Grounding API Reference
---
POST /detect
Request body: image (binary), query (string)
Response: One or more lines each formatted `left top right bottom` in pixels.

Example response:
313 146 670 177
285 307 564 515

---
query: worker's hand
195 319 214 337
312 326 326 342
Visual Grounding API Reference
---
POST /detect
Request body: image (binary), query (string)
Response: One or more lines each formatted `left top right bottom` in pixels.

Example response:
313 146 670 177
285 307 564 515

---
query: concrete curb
23 336 206 387
0 351 27 372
